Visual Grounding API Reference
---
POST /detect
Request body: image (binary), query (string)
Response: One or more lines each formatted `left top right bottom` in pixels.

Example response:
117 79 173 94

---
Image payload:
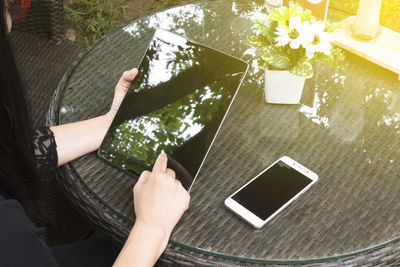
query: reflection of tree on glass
99 30 247 180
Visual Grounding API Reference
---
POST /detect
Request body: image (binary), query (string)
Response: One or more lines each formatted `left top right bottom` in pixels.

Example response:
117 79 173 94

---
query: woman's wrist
113 219 170 266
131 219 171 251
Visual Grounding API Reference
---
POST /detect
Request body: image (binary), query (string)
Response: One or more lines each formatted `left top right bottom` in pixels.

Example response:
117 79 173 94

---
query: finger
124 68 138 81
152 153 168 173
122 68 138 79
110 69 138 115
175 179 184 189
112 85 128 106
136 170 150 186
183 190 190 210
166 168 176 178
118 68 138 89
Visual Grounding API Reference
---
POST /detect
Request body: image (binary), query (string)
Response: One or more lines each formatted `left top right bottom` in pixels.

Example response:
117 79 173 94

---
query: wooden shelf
333 16 400 80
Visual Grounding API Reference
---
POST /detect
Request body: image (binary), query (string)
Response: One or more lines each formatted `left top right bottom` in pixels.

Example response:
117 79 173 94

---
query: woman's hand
113 154 190 266
51 68 138 166
133 153 190 237
107 68 138 122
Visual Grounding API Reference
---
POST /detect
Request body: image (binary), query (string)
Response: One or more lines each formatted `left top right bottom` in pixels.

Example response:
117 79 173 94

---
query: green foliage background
64 0 400 47
64 0 127 46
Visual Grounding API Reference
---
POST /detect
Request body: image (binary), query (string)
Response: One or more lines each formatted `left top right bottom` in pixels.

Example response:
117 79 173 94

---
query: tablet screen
98 29 248 189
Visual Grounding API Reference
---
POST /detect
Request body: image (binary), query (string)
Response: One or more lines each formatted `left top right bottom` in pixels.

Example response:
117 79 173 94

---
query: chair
9 0 93 246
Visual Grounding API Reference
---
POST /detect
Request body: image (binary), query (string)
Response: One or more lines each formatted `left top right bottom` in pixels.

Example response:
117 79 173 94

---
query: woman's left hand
107 68 138 122
51 68 138 166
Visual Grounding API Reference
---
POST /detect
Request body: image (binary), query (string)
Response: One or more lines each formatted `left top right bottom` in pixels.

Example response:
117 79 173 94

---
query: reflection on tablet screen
98 29 248 189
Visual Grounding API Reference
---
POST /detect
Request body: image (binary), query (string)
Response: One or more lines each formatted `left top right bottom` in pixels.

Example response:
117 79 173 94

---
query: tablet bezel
98 28 249 192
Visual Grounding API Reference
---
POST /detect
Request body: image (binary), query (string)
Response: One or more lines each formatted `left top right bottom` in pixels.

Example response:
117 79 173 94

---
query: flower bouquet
250 4 345 104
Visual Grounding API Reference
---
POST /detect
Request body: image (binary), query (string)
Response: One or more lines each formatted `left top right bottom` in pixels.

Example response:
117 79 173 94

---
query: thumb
109 68 138 119
118 68 138 92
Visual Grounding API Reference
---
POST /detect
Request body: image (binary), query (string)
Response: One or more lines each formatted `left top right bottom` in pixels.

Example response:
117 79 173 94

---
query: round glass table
49 0 400 265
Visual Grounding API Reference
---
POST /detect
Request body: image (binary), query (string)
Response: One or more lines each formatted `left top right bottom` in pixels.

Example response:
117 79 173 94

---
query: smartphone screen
231 160 313 221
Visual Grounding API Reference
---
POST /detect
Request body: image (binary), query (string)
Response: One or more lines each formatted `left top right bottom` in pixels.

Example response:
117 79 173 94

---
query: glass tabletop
58 0 400 263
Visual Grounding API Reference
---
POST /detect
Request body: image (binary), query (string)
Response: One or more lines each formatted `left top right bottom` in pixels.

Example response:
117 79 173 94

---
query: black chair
10 0 93 246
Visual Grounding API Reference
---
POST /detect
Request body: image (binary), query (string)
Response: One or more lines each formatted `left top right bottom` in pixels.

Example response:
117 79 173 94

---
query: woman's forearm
50 69 137 166
113 221 169 267
50 113 113 166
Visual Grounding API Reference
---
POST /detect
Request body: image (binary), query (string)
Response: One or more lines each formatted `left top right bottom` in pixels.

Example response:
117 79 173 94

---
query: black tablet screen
99 29 248 185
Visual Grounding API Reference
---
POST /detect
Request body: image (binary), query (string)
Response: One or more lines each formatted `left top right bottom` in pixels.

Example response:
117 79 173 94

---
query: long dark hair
0 1 41 210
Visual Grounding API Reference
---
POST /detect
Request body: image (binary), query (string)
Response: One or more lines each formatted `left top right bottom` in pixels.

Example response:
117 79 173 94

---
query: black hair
0 1 41 210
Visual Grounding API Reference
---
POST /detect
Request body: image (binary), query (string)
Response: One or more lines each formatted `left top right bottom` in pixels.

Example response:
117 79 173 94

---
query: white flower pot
264 68 306 104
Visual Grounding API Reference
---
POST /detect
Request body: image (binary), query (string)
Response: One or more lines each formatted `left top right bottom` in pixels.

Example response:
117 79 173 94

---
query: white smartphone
224 156 318 228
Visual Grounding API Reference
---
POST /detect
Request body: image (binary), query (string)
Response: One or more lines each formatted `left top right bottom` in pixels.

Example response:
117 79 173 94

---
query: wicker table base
48 1 400 265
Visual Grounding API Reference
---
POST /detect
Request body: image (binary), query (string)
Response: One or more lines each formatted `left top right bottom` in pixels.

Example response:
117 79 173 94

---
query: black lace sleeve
33 127 58 172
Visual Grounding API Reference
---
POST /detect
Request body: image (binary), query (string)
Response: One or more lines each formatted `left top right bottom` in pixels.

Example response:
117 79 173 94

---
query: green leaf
249 34 271 47
324 20 341 33
260 45 291 70
289 56 313 78
269 4 314 27
313 48 345 69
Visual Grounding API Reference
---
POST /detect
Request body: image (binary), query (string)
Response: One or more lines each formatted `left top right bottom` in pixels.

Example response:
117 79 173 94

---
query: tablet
98 29 248 191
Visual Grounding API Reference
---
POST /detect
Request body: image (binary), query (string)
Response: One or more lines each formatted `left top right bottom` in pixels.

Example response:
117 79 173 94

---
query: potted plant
250 4 345 104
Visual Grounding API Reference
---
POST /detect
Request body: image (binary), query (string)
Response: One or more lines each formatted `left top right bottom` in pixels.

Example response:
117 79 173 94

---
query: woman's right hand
133 153 190 237
113 154 190 267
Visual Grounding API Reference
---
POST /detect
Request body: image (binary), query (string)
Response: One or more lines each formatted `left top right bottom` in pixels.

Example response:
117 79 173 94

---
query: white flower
275 24 291 46
305 21 333 58
274 16 312 49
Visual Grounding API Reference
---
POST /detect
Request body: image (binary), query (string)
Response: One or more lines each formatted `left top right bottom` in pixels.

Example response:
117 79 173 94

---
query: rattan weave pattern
48 1 400 265
10 31 84 127
8 0 92 245
13 0 65 41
